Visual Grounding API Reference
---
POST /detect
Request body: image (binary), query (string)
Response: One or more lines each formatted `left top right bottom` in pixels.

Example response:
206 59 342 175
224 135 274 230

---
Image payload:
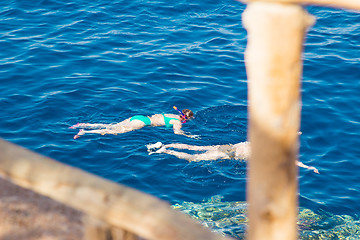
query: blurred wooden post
242 2 314 240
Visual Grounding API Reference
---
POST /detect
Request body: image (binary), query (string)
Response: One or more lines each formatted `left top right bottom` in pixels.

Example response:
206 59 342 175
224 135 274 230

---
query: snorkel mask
173 106 188 123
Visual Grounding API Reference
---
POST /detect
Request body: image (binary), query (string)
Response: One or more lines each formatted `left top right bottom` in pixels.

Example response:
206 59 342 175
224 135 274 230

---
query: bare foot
73 129 84 139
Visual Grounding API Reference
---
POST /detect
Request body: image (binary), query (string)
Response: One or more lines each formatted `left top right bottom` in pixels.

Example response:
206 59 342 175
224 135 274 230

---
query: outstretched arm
162 149 229 162
172 122 200 139
296 160 320 174
164 143 219 151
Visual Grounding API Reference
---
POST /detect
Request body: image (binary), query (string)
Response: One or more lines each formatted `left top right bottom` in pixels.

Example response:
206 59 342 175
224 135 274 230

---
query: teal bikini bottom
130 115 151 126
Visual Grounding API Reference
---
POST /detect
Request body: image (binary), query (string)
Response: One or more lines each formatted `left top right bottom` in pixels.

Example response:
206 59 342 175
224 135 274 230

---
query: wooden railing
238 0 359 240
0 138 233 240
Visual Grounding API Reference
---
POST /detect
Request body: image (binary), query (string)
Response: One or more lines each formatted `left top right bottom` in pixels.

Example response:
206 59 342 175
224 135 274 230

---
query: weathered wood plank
243 2 314 240
0 138 233 240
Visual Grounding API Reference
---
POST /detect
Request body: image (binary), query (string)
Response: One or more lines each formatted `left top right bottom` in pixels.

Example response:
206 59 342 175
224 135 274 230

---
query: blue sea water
1 0 359 231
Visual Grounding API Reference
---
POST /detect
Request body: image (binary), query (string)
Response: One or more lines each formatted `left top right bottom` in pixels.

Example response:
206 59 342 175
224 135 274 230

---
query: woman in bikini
70 107 197 139
147 141 319 174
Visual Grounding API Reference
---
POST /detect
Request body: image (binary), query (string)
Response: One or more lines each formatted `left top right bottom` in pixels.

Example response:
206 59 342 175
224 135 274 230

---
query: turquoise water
1 0 359 237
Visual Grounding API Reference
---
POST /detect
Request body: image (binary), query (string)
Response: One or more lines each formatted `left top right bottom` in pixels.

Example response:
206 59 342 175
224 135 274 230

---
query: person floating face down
147 141 319 174
70 108 197 139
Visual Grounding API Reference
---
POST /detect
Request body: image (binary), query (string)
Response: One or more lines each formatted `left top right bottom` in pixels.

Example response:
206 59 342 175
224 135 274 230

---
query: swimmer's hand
189 134 201 139
181 133 201 139
309 167 320 174
146 142 163 150
296 161 320 174
146 142 166 155
174 130 200 139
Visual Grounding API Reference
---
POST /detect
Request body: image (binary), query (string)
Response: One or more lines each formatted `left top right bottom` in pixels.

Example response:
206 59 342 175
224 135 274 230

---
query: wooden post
243 2 314 240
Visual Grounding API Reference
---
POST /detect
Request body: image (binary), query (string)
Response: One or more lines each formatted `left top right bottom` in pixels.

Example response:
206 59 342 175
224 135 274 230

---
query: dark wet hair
182 109 194 119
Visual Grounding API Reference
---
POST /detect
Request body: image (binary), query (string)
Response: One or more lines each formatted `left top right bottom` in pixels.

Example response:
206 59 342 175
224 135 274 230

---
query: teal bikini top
162 113 180 128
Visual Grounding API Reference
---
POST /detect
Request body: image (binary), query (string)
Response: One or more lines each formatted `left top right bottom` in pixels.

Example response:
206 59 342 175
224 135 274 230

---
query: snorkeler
70 107 198 139
146 141 319 174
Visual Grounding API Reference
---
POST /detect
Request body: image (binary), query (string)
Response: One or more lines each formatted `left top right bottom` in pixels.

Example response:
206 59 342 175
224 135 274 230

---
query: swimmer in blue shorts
70 108 197 139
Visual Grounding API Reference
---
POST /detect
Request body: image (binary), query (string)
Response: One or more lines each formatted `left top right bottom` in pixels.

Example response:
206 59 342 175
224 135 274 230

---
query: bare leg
74 129 114 139
74 127 129 139
70 123 113 129
73 120 145 139
77 129 114 135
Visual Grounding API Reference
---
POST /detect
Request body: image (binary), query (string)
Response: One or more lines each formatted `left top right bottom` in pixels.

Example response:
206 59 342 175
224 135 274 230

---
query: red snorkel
173 106 187 123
